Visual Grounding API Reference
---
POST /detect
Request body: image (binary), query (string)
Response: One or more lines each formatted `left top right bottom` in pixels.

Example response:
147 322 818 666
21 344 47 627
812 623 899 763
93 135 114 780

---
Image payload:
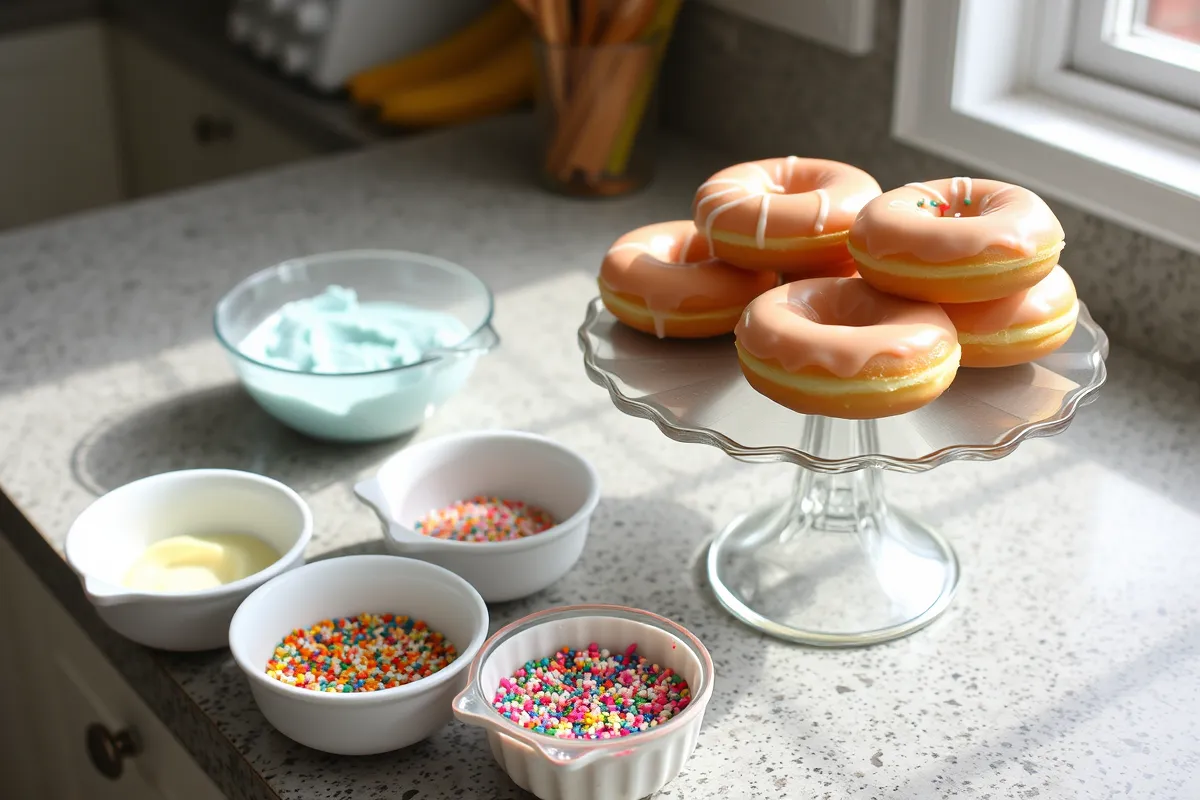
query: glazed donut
735 277 960 419
942 265 1078 368
692 157 881 273
848 178 1065 304
599 221 777 339
781 258 858 284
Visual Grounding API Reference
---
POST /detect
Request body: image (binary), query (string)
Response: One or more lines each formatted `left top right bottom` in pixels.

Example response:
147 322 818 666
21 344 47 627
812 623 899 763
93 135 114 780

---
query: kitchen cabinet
0 21 124 230
0 536 227 800
110 29 317 197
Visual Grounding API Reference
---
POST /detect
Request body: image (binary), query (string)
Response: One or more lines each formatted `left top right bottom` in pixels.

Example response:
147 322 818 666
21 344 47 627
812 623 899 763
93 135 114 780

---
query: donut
941 265 1079 368
781 258 859 284
692 157 882 273
599 220 777 339
734 277 960 419
847 177 1065 303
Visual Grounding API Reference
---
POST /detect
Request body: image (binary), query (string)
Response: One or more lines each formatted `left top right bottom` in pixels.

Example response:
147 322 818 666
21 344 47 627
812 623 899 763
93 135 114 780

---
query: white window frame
895 0 1200 256
1073 0 1200 109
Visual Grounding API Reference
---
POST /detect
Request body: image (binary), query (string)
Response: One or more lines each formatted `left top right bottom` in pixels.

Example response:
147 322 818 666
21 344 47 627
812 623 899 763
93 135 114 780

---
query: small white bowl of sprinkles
452 605 715 800
354 430 601 602
228 554 488 755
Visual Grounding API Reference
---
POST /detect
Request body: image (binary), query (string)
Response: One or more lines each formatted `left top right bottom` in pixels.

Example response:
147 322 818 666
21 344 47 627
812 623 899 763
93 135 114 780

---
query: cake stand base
706 417 959 646
707 490 959 647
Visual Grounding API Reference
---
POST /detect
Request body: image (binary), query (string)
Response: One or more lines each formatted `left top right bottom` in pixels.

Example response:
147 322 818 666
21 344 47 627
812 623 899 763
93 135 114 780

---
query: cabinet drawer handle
86 723 140 780
193 114 236 144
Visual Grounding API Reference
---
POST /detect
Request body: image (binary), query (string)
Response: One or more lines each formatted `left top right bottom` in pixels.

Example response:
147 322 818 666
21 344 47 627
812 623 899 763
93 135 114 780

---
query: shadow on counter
70 382 407 496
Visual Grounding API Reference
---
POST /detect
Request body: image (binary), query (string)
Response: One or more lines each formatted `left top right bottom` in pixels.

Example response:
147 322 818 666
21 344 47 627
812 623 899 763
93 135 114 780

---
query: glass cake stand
578 298 1109 647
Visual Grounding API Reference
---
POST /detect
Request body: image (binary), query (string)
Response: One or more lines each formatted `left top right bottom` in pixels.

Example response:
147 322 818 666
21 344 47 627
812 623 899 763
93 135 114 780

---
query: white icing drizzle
694 186 744 215
905 181 949 207
653 312 666 339
747 162 784 192
813 188 830 234
756 194 771 249
704 194 758 255
774 161 782 183
785 155 798 188
950 176 973 206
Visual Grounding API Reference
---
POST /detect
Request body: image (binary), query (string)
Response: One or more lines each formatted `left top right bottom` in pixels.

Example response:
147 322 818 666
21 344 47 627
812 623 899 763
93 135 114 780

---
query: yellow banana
348 0 528 105
378 36 534 128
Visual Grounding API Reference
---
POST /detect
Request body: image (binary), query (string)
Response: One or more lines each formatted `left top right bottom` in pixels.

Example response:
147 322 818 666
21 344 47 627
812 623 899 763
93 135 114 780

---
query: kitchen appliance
227 0 494 91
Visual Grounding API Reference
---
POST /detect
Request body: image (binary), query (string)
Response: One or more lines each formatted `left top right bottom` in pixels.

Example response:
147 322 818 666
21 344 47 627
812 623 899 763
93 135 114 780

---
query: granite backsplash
660 1 1199 373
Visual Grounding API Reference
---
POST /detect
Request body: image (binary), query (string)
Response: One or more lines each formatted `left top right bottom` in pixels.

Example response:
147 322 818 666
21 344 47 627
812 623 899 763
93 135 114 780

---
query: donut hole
776 170 833 196
677 232 711 263
940 200 985 219
640 231 706 265
784 279 901 328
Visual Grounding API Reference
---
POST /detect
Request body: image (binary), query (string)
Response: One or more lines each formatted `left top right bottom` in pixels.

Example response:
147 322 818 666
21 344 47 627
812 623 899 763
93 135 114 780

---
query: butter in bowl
64 469 312 651
213 250 499 443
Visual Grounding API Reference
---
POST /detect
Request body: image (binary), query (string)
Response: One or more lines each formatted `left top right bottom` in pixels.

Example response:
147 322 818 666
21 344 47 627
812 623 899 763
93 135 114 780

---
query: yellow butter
123 533 280 592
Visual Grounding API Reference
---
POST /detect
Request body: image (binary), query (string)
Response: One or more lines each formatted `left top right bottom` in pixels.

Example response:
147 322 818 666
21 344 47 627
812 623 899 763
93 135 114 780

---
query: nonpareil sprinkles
492 643 690 739
415 495 555 542
265 613 456 693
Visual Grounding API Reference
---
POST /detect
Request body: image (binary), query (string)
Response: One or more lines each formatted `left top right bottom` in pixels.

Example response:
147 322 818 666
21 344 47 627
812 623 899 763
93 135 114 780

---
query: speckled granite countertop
1 117 1199 800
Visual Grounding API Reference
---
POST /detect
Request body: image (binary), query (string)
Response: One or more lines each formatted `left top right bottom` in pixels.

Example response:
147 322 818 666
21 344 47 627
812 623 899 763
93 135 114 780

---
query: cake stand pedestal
578 298 1109 647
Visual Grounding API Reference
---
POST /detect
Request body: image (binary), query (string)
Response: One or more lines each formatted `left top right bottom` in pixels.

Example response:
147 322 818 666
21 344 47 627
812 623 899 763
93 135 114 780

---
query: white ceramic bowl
64 469 312 651
354 430 601 602
453 605 715 800
228 554 489 755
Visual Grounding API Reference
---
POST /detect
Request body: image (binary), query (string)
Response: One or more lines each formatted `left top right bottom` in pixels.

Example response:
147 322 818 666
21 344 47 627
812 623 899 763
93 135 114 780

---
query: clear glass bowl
214 250 497 443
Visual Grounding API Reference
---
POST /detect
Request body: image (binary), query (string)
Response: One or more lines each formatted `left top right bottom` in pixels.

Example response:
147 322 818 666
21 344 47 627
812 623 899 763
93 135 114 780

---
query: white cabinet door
0 22 124 230
110 29 316 197
0 537 53 799
0 537 227 800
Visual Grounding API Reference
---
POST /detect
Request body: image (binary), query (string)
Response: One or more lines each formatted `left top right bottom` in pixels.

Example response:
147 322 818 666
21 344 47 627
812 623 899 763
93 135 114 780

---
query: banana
378 36 534 128
348 0 528 105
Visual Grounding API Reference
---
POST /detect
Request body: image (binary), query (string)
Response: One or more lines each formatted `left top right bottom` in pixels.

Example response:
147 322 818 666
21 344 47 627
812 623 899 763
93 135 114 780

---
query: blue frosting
239 285 469 374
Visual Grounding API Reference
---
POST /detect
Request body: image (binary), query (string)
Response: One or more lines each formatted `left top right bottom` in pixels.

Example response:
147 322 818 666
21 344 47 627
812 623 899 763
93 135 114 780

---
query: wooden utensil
524 0 680 189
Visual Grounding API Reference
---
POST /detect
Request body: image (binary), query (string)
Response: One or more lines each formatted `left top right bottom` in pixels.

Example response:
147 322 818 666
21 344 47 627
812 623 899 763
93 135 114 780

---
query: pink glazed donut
599 220 777 338
847 177 1066 303
735 277 961 419
692 157 881 273
941 265 1079 368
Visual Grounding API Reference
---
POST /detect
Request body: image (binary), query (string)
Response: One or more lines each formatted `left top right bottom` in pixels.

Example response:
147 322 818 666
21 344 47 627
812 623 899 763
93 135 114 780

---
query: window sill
894 0 1200 256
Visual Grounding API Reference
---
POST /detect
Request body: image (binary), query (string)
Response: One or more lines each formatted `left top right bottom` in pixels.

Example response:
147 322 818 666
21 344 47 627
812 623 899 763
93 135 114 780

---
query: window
895 0 1200 255
1073 0 1200 108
